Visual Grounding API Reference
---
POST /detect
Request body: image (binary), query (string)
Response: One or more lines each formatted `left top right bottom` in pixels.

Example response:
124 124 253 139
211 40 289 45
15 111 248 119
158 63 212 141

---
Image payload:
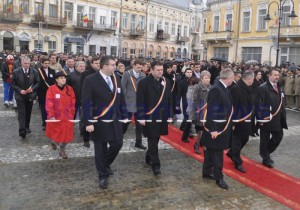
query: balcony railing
269 25 300 38
74 20 93 29
156 31 170 40
93 23 117 32
192 43 201 50
177 36 190 42
190 27 200 34
0 11 23 23
202 31 233 41
131 28 145 36
31 15 67 26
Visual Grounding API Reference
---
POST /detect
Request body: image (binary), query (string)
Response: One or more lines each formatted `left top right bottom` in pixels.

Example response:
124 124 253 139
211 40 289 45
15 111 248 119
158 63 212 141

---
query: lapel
18 68 25 86
97 72 113 93
267 80 279 95
149 74 162 95
28 68 35 86
217 81 232 102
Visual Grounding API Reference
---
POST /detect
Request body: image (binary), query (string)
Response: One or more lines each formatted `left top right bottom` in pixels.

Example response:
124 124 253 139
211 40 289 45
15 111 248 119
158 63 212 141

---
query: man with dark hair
121 59 147 150
228 71 242 89
82 55 128 189
136 61 173 175
256 68 288 168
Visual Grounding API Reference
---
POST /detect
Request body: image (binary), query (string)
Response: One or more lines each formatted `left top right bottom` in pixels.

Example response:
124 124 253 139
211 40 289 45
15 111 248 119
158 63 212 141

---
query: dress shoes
106 167 114 176
270 158 274 164
83 141 90 148
226 152 232 159
51 143 57 150
59 150 68 159
42 125 46 131
153 168 161 175
194 144 201 154
263 161 274 168
19 131 26 139
26 128 31 134
235 165 246 173
145 156 152 166
216 179 229 190
99 179 108 189
135 143 147 150
202 173 215 180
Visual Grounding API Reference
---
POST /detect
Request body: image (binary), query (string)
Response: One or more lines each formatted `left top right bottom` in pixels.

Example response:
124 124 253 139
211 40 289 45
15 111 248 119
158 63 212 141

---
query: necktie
274 83 278 93
106 77 113 91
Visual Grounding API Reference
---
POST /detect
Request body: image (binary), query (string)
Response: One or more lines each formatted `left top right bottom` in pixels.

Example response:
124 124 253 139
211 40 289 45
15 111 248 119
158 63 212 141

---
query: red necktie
274 83 278 93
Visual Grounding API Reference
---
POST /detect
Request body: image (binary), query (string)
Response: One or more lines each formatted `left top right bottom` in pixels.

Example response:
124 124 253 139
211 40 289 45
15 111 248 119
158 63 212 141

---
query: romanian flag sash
203 105 234 137
146 77 166 115
233 111 252 123
130 76 137 92
93 74 118 119
61 69 67 76
263 95 283 120
196 103 207 113
171 74 176 93
38 68 50 88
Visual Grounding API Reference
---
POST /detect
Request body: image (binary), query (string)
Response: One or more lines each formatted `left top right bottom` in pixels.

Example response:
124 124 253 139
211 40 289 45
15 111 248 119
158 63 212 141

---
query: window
34 40 43 50
177 25 181 35
131 14 136 30
19 0 29 14
150 19 154 32
35 2 44 16
122 13 128 29
171 23 176 35
48 41 56 54
64 2 73 21
282 5 291 26
213 15 219 32
163 52 167 59
164 22 169 34
100 16 106 25
242 11 251 32
130 49 135 58
76 43 83 54
280 47 300 65
214 47 229 61
49 4 57 17
64 42 71 53
89 7 96 21
77 5 84 26
111 46 117 57
156 51 160 58
100 46 107 55
203 19 207 32
139 16 145 29
111 11 117 27
184 26 188 36
4 0 14 13
170 52 174 58
242 47 262 62
225 14 233 31
138 49 143 58
122 48 127 58
257 8 267 30
157 20 162 30
148 50 152 57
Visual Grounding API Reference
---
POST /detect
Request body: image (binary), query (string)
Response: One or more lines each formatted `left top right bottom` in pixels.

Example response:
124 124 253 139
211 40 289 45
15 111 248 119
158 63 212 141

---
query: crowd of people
1 50 300 190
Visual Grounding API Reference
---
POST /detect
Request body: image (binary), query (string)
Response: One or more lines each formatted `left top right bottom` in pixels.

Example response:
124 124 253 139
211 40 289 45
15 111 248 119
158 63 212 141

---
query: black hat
55 71 67 78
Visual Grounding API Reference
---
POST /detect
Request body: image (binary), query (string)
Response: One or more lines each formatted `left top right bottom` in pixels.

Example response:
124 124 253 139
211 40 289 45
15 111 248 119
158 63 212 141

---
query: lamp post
264 0 297 67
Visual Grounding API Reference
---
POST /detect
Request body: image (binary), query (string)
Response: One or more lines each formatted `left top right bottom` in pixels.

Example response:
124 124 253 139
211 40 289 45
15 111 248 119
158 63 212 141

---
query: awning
64 37 84 43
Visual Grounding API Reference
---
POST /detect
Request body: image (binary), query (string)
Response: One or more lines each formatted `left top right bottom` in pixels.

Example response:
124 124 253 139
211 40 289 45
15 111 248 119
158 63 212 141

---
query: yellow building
202 0 300 66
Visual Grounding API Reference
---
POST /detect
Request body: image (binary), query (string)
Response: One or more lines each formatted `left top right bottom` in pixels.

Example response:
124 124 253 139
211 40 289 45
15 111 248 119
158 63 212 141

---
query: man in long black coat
36 57 56 130
256 68 287 168
226 71 254 173
136 61 172 175
81 56 128 189
201 68 234 190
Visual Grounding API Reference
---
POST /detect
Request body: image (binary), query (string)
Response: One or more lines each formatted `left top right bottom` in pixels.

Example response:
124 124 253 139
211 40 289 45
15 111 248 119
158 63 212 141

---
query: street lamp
264 0 297 67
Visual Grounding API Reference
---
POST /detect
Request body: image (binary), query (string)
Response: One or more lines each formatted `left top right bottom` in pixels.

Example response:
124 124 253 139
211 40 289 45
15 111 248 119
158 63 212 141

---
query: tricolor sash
263 95 283 120
38 68 50 88
203 105 234 137
93 74 118 119
130 76 137 92
61 69 67 76
196 103 207 113
146 77 166 115
232 111 252 123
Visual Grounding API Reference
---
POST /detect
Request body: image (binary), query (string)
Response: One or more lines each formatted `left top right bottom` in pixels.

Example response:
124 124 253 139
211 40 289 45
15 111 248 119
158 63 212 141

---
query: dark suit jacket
81 72 128 142
256 80 288 131
136 74 172 138
37 67 56 102
201 81 233 150
11 67 40 101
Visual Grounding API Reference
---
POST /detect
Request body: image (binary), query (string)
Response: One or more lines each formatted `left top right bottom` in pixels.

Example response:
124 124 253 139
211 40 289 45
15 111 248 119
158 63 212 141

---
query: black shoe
255 131 259 136
145 156 152 166
26 128 31 134
263 161 274 168
42 125 46 131
83 141 90 148
135 143 147 150
216 179 229 190
194 144 201 154
20 133 26 139
106 167 114 176
99 179 108 189
226 152 232 159
182 138 190 143
235 165 246 173
250 133 256 137
153 168 161 175
202 173 215 180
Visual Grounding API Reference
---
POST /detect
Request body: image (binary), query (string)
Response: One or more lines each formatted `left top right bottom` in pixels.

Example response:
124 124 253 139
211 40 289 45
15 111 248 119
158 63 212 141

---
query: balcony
202 31 233 42
93 23 117 32
31 15 67 27
192 43 201 51
130 29 145 37
190 27 200 34
156 30 170 40
177 36 190 43
0 11 23 23
73 20 93 30
269 25 300 39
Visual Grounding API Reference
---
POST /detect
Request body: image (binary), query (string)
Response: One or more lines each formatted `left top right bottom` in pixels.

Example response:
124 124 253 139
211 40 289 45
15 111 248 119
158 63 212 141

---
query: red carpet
161 124 300 209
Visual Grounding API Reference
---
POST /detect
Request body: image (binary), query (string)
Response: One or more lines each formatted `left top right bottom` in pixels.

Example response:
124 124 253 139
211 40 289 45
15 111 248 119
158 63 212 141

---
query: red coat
45 84 76 143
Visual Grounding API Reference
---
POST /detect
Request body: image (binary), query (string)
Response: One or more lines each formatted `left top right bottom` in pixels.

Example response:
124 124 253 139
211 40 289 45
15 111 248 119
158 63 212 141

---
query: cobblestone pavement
0 80 299 209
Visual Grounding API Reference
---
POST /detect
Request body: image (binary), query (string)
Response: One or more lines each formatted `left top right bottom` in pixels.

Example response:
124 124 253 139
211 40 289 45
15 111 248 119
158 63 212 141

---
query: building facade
202 0 300 65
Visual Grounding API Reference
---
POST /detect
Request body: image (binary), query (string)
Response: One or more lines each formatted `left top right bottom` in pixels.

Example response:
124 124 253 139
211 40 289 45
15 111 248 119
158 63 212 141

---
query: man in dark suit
11 56 40 138
121 59 147 150
226 71 254 173
37 57 56 130
81 56 128 189
136 61 173 175
256 68 288 168
201 68 234 190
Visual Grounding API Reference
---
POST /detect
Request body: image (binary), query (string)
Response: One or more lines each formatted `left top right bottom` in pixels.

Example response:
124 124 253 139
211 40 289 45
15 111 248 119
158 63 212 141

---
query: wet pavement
0 81 299 210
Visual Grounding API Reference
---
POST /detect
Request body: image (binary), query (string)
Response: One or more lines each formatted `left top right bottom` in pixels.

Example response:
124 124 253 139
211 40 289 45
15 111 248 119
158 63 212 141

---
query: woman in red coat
46 71 76 159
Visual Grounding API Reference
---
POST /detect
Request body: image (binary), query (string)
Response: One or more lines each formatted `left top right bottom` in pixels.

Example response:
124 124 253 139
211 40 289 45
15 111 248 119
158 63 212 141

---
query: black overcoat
37 67 56 103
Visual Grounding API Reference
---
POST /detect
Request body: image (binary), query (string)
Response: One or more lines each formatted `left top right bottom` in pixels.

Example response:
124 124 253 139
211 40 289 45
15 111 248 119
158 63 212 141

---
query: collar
99 70 111 80
219 79 227 88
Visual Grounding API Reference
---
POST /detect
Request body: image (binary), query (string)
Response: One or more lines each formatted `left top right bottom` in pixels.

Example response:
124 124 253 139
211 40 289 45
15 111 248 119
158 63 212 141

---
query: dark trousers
39 100 47 126
260 129 283 162
181 121 192 140
16 99 33 133
146 137 160 170
228 133 249 166
94 139 123 179
123 112 142 144
79 106 90 142
203 148 224 181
